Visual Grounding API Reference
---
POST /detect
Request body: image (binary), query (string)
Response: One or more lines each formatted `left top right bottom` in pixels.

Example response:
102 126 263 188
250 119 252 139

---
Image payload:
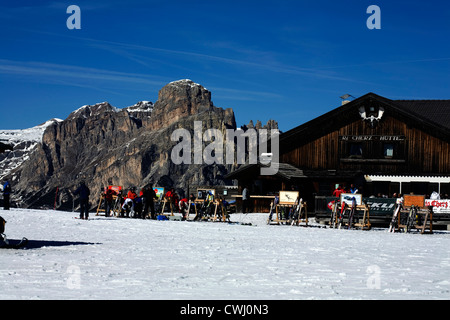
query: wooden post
96 193 105 216
54 187 59 210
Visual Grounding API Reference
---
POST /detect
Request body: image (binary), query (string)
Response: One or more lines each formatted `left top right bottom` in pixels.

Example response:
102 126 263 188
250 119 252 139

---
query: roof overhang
365 174 449 194
365 175 450 184
225 162 307 181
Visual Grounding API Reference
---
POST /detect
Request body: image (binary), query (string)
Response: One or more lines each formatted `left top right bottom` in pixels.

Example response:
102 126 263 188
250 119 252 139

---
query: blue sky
0 0 449 131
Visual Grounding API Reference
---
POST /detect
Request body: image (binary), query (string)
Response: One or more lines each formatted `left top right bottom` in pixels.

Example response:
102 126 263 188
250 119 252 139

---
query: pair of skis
388 201 416 233
332 198 356 229
290 198 304 226
388 202 402 232
1 217 28 249
1 234 28 249
346 197 357 229
387 198 415 233
405 205 418 233
330 200 339 228
267 196 279 224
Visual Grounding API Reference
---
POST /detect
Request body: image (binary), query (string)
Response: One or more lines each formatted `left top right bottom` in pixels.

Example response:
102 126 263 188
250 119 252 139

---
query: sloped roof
279 93 450 152
225 162 307 180
394 99 450 131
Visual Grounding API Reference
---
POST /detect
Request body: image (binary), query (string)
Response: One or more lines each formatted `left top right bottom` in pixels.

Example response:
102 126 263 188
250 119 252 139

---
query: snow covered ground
1 208 449 300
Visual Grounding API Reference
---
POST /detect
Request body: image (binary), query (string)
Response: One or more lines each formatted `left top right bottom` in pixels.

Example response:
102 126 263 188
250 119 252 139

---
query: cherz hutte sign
339 135 406 141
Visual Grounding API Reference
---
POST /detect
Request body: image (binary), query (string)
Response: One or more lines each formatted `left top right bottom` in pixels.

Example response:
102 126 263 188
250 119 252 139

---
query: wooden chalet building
226 93 450 213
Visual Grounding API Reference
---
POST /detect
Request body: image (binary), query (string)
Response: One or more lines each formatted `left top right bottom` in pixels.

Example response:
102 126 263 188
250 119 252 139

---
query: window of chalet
349 143 363 158
340 138 406 161
383 143 394 158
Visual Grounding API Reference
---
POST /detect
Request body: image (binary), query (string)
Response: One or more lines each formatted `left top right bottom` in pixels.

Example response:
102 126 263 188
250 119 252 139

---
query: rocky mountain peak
3 80 243 210
149 79 214 130
168 79 204 88
66 102 119 121
243 119 279 131
126 101 154 113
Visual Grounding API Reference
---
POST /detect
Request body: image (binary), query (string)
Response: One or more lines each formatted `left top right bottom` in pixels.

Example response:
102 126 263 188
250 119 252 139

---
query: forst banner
325 197 396 216
425 199 450 214
364 198 396 215
325 197 450 215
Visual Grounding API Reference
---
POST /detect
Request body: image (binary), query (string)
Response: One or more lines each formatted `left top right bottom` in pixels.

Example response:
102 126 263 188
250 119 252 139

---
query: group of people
162 188 231 221
72 181 218 221
332 184 359 198
103 185 158 220
72 182 158 220
163 188 199 220
101 185 197 220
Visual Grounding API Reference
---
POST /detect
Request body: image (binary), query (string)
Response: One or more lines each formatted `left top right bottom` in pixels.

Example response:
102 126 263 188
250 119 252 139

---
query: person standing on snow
2 180 12 210
74 181 90 220
104 187 115 217
142 184 157 219
242 186 250 214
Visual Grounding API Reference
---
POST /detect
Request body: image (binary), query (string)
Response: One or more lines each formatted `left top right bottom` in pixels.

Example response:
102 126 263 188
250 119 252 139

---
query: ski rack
185 200 199 221
268 201 308 226
96 186 123 217
192 199 230 222
95 193 106 216
160 197 175 216
111 194 123 217
396 195 433 234
339 203 371 230
96 194 122 216
212 199 230 222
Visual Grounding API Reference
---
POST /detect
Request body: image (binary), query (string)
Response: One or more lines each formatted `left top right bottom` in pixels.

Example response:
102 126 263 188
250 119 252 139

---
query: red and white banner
425 199 450 214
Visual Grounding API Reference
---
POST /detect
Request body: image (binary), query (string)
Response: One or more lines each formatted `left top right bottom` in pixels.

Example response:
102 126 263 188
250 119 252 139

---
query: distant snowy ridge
0 100 153 181
68 101 153 120
125 101 153 113
0 119 62 180
169 79 206 90
68 102 120 120
0 118 62 144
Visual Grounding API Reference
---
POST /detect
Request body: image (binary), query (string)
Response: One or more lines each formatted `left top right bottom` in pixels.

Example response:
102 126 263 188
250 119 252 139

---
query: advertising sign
364 198 396 215
425 199 450 214
340 193 362 206
154 187 165 199
325 197 397 216
279 191 299 205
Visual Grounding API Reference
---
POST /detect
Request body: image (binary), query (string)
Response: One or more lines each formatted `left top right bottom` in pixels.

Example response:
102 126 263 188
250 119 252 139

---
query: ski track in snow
0 208 449 300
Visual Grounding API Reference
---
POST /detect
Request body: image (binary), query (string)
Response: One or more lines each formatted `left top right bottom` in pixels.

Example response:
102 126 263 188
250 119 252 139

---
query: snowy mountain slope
0 119 62 180
0 209 449 300
0 101 154 183
125 100 153 113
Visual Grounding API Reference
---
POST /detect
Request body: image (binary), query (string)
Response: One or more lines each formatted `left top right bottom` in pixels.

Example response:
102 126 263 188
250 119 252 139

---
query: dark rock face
150 79 215 130
8 80 238 210
0 142 13 153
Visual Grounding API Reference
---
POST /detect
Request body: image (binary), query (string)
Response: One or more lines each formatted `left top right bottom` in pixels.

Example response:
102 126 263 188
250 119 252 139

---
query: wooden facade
281 113 450 175
227 93 450 206
280 93 450 175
